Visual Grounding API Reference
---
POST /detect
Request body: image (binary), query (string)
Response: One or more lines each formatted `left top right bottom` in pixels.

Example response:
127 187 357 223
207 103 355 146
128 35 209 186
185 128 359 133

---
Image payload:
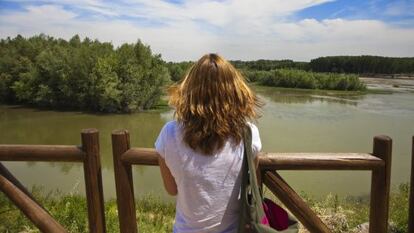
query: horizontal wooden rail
121 148 383 170
112 131 392 233
0 145 85 162
259 152 384 170
0 129 106 233
122 148 158 165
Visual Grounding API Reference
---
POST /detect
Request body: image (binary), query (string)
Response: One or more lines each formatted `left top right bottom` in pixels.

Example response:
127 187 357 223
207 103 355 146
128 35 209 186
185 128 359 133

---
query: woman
155 53 262 233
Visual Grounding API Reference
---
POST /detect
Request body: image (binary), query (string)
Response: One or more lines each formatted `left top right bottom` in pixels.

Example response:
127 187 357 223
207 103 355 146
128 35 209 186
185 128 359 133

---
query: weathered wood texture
264 171 331 233
408 136 414 233
0 145 84 162
121 149 383 170
118 136 392 233
81 129 107 233
122 148 158 165
259 153 384 170
369 135 392 233
0 165 67 233
0 130 106 233
112 129 138 233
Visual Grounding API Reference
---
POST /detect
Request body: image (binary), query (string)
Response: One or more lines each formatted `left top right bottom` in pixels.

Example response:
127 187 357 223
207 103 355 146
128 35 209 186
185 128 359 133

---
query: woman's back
156 53 262 233
155 120 261 233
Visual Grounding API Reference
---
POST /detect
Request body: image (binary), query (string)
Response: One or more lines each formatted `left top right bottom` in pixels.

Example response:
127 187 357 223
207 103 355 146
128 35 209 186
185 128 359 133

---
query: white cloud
0 0 414 61
385 0 414 17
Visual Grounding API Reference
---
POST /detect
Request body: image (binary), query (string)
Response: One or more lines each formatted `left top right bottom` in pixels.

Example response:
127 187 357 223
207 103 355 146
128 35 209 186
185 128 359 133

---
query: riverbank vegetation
165 62 366 91
229 56 414 75
310 56 414 74
244 69 366 91
0 34 169 113
0 183 409 233
2 34 413 113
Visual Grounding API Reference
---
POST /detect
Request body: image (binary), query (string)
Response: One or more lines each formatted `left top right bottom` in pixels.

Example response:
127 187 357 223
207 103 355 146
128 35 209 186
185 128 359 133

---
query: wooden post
408 136 414 233
112 130 138 233
264 171 331 233
82 129 107 233
369 135 392 233
0 170 67 233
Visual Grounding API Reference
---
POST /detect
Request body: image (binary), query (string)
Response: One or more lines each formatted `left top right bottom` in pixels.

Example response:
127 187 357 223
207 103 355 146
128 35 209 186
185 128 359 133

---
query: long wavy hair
168 53 262 155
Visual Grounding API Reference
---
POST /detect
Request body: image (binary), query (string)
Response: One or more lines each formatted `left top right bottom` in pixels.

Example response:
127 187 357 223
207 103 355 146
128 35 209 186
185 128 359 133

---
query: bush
0 34 169 113
243 68 366 91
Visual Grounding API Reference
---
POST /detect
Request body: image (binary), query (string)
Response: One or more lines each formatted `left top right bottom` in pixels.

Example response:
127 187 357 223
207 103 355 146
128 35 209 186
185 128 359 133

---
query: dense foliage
0 34 169 112
310 56 414 74
165 61 193 82
3 34 412 112
244 69 366 91
164 60 365 91
165 60 309 82
231 59 309 71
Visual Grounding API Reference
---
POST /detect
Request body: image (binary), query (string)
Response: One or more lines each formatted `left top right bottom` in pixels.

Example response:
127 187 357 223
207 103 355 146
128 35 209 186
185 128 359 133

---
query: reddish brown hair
168 53 262 155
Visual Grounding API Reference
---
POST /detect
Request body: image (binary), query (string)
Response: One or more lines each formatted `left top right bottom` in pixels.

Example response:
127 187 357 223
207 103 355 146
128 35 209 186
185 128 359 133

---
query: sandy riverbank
360 77 414 92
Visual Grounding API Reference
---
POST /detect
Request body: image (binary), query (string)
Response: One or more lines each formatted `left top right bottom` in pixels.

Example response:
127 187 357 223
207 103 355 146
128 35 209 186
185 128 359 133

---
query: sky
0 0 414 61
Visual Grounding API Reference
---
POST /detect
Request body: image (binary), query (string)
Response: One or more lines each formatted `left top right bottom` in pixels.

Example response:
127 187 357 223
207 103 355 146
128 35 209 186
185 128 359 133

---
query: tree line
309 56 414 74
1 34 412 112
231 59 309 71
0 34 169 113
243 69 366 91
165 59 309 82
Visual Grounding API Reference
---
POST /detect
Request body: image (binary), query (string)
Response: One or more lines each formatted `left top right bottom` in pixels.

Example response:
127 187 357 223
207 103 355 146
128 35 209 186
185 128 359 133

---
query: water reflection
1 86 414 200
255 86 364 106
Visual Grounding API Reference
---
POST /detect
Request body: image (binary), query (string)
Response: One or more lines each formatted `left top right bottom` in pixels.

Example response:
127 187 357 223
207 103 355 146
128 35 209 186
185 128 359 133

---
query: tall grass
243 69 366 91
0 187 174 233
0 183 409 232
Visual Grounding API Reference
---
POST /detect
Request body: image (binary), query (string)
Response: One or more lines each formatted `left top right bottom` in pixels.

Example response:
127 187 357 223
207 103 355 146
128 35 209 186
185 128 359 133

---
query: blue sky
1 0 413 61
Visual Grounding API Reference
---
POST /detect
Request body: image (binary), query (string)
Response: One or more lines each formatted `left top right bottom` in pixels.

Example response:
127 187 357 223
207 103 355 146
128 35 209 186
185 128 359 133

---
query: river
1 85 413 200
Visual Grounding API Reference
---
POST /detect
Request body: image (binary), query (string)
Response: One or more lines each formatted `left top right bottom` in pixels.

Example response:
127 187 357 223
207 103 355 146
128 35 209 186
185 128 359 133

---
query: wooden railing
0 129 106 233
111 130 393 233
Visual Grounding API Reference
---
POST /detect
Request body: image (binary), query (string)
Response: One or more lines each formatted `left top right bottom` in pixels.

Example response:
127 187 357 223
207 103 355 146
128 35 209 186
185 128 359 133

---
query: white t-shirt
155 120 262 233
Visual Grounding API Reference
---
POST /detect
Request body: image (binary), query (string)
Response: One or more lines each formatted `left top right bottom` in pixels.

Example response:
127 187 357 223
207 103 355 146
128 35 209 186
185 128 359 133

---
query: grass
0 183 409 233
263 183 410 233
251 83 367 96
243 69 367 91
0 186 175 233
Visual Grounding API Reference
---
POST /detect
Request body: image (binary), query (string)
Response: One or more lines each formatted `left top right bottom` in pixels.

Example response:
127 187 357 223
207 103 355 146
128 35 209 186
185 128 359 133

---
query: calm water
1 86 414 200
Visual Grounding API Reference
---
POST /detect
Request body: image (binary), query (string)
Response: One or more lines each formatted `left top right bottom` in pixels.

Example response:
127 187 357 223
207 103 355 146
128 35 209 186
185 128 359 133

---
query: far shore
360 76 414 92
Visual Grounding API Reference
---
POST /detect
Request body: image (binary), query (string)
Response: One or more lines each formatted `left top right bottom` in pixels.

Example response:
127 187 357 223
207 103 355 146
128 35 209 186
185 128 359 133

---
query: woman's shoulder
158 120 181 138
164 120 177 129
